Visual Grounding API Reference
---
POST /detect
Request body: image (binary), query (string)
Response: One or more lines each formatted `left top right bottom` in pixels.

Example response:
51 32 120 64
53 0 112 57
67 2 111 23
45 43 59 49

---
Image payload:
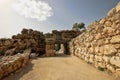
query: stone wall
0 49 31 79
69 2 120 77
0 28 45 56
45 30 81 56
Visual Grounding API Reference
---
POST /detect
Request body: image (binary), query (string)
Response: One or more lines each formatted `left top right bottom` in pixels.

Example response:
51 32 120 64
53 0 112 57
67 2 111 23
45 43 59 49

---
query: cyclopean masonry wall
69 2 120 77
0 28 45 57
0 49 31 79
45 30 81 56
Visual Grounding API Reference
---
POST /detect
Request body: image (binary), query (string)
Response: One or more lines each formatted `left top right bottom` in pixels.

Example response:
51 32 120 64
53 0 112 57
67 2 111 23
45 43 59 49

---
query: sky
0 0 119 38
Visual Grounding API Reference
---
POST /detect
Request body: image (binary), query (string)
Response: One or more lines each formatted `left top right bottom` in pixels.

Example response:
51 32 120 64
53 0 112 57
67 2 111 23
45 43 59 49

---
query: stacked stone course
0 49 31 79
69 2 120 77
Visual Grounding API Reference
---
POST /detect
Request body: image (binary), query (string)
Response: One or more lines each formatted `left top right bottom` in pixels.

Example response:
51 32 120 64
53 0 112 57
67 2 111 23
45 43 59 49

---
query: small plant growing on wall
98 66 106 71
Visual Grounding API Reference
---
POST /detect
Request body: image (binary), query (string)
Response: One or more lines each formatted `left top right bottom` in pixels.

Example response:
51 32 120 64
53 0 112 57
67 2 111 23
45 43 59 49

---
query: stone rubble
0 49 31 80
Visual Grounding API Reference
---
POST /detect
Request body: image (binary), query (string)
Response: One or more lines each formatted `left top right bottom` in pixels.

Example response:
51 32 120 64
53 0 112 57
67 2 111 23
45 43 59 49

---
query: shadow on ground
39 54 71 58
3 61 34 80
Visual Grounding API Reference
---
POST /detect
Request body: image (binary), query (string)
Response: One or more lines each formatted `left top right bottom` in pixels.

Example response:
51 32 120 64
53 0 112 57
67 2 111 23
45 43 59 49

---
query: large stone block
102 56 110 63
106 64 116 72
110 56 120 67
116 2 120 12
110 35 120 43
100 45 117 55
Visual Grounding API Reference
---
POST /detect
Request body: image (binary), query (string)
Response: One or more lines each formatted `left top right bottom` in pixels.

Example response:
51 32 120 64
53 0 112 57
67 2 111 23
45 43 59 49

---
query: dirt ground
3 54 116 80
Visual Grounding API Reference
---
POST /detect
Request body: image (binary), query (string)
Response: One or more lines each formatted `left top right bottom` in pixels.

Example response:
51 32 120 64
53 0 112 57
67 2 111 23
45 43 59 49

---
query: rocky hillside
69 2 120 77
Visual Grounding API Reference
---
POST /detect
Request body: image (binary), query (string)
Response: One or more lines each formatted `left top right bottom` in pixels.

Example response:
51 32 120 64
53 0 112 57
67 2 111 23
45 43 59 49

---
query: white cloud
12 0 53 21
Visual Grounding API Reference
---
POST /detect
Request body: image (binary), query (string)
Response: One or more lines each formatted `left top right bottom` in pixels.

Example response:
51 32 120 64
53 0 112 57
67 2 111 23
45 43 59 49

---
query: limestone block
110 56 120 67
112 22 117 28
112 13 120 21
97 39 105 46
105 21 112 27
103 27 115 35
85 43 90 48
94 61 99 68
107 64 116 73
115 19 120 24
116 2 120 12
102 56 110 63
90 54 94 59
99 18 106 24
100 45 117 55
98 62 106 68
95 46 100 53
110 35 120 43
85 56 89 62
107 8 116 17
95 33 102 40
89 47 94 54
115 69 120 77
86 53 90 58
107 27 115 35
89 58 94 63
81 55 85 59
114 44 120 49
105 38 110 44
95 55 103 62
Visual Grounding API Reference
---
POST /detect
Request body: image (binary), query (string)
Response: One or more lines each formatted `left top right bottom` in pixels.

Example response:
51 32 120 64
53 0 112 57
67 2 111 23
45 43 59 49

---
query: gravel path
4 55 115 80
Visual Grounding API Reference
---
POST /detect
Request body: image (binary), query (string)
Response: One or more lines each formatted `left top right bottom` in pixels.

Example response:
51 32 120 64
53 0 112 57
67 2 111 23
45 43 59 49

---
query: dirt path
4 55 115 80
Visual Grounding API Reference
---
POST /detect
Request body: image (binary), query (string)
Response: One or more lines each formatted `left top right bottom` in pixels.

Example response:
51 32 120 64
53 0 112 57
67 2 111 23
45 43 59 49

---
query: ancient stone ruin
0 49 31 79
0 28 45 57
0 28 80 79
45 30 81 56
69 2 120 77
0 1 120 79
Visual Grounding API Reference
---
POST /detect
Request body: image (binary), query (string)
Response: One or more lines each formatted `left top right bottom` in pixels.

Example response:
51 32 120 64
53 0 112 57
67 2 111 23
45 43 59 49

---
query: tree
72 22 85 31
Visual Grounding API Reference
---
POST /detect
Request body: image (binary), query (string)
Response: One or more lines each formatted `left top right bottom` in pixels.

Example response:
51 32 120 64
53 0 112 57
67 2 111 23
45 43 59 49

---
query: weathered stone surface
5 48 16 56
110 35 120 43
0 28 45 56
69 1 120 77
95 55 103 62
110 56 120 67
107 8 116 16
106 64 116 73
0 49 31 80
102 56 110 63
116 2 120 12
101 45 117 55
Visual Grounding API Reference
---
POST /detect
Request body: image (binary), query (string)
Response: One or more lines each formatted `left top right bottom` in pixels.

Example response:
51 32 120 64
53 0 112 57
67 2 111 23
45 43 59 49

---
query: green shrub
98 66 105 71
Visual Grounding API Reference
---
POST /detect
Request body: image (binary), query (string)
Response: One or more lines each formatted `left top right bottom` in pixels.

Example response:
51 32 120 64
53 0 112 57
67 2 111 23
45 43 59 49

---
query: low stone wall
69 2 120 77
0 49 31 79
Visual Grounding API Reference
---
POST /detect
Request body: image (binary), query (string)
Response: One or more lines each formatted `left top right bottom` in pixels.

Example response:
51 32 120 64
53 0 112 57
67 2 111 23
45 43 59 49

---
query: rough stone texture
0 28 45 56
45 30 81 56
69 2 120 77
0 49 31 80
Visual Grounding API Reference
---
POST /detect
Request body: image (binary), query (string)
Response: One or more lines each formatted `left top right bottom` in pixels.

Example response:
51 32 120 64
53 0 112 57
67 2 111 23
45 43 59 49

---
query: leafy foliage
72 22 85 31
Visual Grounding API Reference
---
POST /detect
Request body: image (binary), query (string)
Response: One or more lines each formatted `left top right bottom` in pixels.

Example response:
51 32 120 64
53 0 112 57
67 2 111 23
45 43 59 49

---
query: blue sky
46 0 119 28
0 0 119 38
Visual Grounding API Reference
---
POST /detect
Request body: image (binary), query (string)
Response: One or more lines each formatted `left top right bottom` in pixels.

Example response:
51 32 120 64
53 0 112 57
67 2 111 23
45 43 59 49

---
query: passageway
3 55 115 80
